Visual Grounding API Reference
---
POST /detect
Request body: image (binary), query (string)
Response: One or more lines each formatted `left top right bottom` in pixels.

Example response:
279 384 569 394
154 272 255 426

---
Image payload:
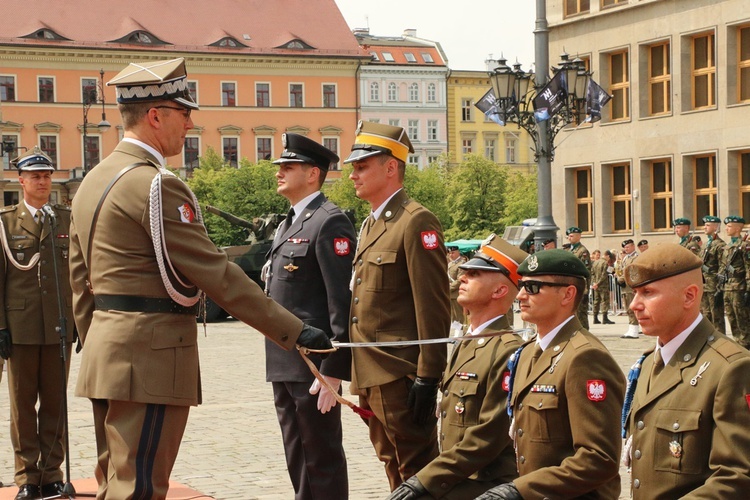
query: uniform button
538 402 543 408
708 335 715 342
443 390 449 397
354 297 359 304
673 422 680 430
42 290 47 295
290 252 294 256
41 245 46 250
634 450 641 459
518 403 523 410
440 433 445 440
440 483 448 489
517 429 523 437
358 259 363 266
519 456 525 464
281 335 288 342
459 389 464 395
683 354 692 362
42 260 47 264
637 421 644 430
356 278 362 285
441 411 447 418
376 257 382 263
352 317 358 324
634 479 640 489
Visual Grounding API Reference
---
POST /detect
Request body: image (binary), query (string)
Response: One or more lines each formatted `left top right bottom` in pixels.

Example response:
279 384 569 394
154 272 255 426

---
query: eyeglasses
518 280 573 295
152 105 191 119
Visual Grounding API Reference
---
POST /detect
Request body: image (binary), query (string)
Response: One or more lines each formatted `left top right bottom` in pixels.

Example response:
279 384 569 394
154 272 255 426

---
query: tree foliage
500 167 538 228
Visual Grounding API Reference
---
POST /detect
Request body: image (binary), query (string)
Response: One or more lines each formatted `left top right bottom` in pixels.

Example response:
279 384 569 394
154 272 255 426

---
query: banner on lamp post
532 71 567 122
475 88 506 126
584 78 612 123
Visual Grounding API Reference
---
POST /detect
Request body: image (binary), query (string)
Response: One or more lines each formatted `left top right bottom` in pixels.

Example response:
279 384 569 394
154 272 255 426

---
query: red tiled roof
366 45 445 66
0 0 367 58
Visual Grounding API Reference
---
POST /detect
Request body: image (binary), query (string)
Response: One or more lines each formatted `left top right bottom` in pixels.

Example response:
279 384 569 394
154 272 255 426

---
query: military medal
283 263 299 272
454 401 465 414
457 372 477 380
690 361 710 386
669 440 682 458
531 384 556 393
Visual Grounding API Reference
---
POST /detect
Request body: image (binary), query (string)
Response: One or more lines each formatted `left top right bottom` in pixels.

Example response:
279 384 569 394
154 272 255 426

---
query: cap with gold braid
108 58 198 110
459 233 528 288
344 120 414 164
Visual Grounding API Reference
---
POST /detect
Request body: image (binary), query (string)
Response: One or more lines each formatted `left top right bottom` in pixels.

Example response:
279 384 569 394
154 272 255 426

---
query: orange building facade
0 0 368 205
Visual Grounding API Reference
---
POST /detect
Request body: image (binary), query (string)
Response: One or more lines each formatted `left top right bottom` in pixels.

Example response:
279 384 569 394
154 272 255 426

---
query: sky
334 0 537 71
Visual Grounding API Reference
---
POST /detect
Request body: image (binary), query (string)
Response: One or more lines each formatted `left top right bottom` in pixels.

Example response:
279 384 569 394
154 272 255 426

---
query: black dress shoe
41 481 65 498
15 484 41 500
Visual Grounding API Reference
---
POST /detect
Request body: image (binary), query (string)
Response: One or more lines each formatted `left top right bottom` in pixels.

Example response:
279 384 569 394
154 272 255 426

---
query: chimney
403 29 417 38
352 27 370 36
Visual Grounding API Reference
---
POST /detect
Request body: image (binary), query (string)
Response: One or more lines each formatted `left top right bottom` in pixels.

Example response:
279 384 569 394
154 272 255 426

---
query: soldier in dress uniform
591 250 615 325
565 227 591 329
387 235 526 500
477 250 625 500
264 133 355 499
618 239 640 339
675 217 701 255
344 121 450 490
699 215 726 333
0 148 73 500
718 215 750 348
69 58 331 499
622 243 750 498
447 245 467 325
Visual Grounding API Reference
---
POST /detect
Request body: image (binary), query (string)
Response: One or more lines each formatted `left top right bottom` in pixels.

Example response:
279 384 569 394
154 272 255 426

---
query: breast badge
669 440 683 458
283 263 299 273
454 401 465 414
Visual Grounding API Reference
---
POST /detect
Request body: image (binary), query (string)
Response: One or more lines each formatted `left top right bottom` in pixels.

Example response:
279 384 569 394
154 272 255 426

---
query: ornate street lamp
82 69 111 176
488 0 596 250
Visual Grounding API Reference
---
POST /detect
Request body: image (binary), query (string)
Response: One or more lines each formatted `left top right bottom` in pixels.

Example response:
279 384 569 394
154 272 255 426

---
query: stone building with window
548 0 750 248
0 0 367 204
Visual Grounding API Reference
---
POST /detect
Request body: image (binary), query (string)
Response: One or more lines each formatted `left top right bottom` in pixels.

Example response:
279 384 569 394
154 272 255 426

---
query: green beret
673 218 691 226
702 215 721 223
566 227 582 235
724 215 746 224
518 249 590 279
624 243 702 289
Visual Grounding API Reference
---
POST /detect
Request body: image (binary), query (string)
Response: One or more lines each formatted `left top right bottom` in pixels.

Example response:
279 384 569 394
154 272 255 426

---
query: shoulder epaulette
53 204 71 212
0 205 17 213
710 335 748 361
570 329 593 349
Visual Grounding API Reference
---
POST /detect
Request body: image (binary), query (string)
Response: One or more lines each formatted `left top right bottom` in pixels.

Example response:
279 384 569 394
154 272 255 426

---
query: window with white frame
256 83 270 107
370 82 380 102
427 120 438 141
323 138 339 170
222 82 236 106
427 83 437 102
409 83 419 102
223 137 239 166
256 137 272 161
461 99 473 121
184 137 200 169
290 83 304 107
40 135 58 168
388 83 397 102
485 138 497 162
38 76 54 103
505 133 518 163
323 84 336 108
408 119 419 141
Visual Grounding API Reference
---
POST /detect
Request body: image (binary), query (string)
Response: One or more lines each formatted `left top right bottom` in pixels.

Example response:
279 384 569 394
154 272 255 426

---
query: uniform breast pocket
653 408 706 475
366 250 398 292
56 236 70 261
144 323 198 399
11 240 36 265
278 242 310 281
526 394 561 443
446 380 480 428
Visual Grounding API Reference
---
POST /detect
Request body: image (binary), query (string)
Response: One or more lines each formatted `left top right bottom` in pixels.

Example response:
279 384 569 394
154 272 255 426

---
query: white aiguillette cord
328 328 534 349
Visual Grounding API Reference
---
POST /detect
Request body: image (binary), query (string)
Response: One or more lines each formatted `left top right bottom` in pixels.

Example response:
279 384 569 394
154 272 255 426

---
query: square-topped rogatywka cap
108 58 198 110
459 233 528 287
344 120 414 164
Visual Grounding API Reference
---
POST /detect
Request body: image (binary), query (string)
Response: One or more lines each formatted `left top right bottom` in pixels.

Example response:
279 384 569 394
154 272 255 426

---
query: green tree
499 167 538 228
323 165 368 223
444 155 508 240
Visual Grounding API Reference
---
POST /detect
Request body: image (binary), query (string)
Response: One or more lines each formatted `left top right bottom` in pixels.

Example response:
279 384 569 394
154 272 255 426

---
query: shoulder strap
85 163 150 291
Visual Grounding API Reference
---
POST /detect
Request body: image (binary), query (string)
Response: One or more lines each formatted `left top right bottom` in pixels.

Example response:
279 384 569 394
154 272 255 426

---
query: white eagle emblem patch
421 231 439 250
334 238 350 256
587 380 606 401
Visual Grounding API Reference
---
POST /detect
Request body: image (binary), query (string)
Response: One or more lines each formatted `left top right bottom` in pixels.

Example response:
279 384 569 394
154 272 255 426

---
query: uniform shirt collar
466 314 505 336
290 191 321 224
537 315 575 351
372 188 403 220
657 313 703 365
122 137 166 168
24 199 43 215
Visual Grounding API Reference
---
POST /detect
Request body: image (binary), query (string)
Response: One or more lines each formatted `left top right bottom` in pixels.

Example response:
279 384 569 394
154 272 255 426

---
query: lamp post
488 0 591 250
82 69 111 176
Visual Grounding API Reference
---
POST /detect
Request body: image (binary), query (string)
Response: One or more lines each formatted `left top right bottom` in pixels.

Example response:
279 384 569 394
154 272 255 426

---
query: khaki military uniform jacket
625 318 750 499
417 316 521 497
349 189 450 391
70 141 303 407
0 203 74 344
447 255 467 300
699 234 726 293
509 318 625 499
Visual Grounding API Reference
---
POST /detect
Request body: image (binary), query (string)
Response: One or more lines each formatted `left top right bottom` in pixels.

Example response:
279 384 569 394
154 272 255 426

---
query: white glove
309 376 341 414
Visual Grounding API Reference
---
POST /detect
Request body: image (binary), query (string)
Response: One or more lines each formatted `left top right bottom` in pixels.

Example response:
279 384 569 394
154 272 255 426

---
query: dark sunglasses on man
518 279 572 295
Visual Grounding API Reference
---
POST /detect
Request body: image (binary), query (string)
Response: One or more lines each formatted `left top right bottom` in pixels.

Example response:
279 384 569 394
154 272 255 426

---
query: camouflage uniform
569 242 591 329
699 234 726 333
590 258 610 322
680 235 701 256
719 238 750 347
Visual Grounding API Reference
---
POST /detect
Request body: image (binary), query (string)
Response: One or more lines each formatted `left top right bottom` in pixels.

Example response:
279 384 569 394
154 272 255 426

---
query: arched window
388 82 397 102
409 83 419 102
370 82 380 102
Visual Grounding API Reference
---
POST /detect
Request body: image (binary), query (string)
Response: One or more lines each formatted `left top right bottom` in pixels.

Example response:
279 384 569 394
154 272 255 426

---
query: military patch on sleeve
334 238 350 256
746 394 750 411
421 230 439 250
502 371 511 392
587 380 607 401
178 203 195 223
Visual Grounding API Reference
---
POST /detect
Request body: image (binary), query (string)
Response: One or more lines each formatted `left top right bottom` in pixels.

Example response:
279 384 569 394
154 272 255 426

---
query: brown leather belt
94 294 198 315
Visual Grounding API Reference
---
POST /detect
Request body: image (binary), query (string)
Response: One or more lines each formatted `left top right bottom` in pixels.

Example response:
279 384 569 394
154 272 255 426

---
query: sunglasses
518 279 573 295
152 105 191 119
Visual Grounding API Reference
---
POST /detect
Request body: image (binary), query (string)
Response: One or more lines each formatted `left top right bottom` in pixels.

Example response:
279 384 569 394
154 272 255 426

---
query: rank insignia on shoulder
502 371 511 391
531 384 556 393
587 380 606 401
421 230 439 250
178 203 195 223
334 238 350 256
283 263 299 273
456 372 477 380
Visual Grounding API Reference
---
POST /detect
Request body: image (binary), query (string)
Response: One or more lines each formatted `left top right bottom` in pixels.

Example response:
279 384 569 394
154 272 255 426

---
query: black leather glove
73 327 83 354
744 292 750 308
475 482 522 500
296 324 333 351
714 290 724 309
407 376 439 425
0 328 12 359
386 476 427 500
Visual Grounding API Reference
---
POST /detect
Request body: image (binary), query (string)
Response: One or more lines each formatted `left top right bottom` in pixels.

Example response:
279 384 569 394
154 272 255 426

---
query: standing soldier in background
591 250 615 325
637 239 649 253
565 227 591 329
345 121 450 490
265 133 355 500
675 218 701 255
718 215 750 348
447 245 467 326
699 215 726 333
0 148 74 500
618 239 640 339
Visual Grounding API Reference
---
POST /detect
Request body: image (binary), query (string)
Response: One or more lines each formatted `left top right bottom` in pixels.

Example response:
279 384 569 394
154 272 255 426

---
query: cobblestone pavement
0 313 681 499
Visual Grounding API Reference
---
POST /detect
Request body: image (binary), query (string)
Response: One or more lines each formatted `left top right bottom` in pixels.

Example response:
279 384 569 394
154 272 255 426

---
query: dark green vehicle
200 205 285 322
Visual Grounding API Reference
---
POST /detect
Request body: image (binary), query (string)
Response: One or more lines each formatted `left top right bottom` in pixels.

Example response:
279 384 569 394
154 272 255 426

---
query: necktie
275 208 294 243
35 209 44 229
526 344 543 377
648 349 664 392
